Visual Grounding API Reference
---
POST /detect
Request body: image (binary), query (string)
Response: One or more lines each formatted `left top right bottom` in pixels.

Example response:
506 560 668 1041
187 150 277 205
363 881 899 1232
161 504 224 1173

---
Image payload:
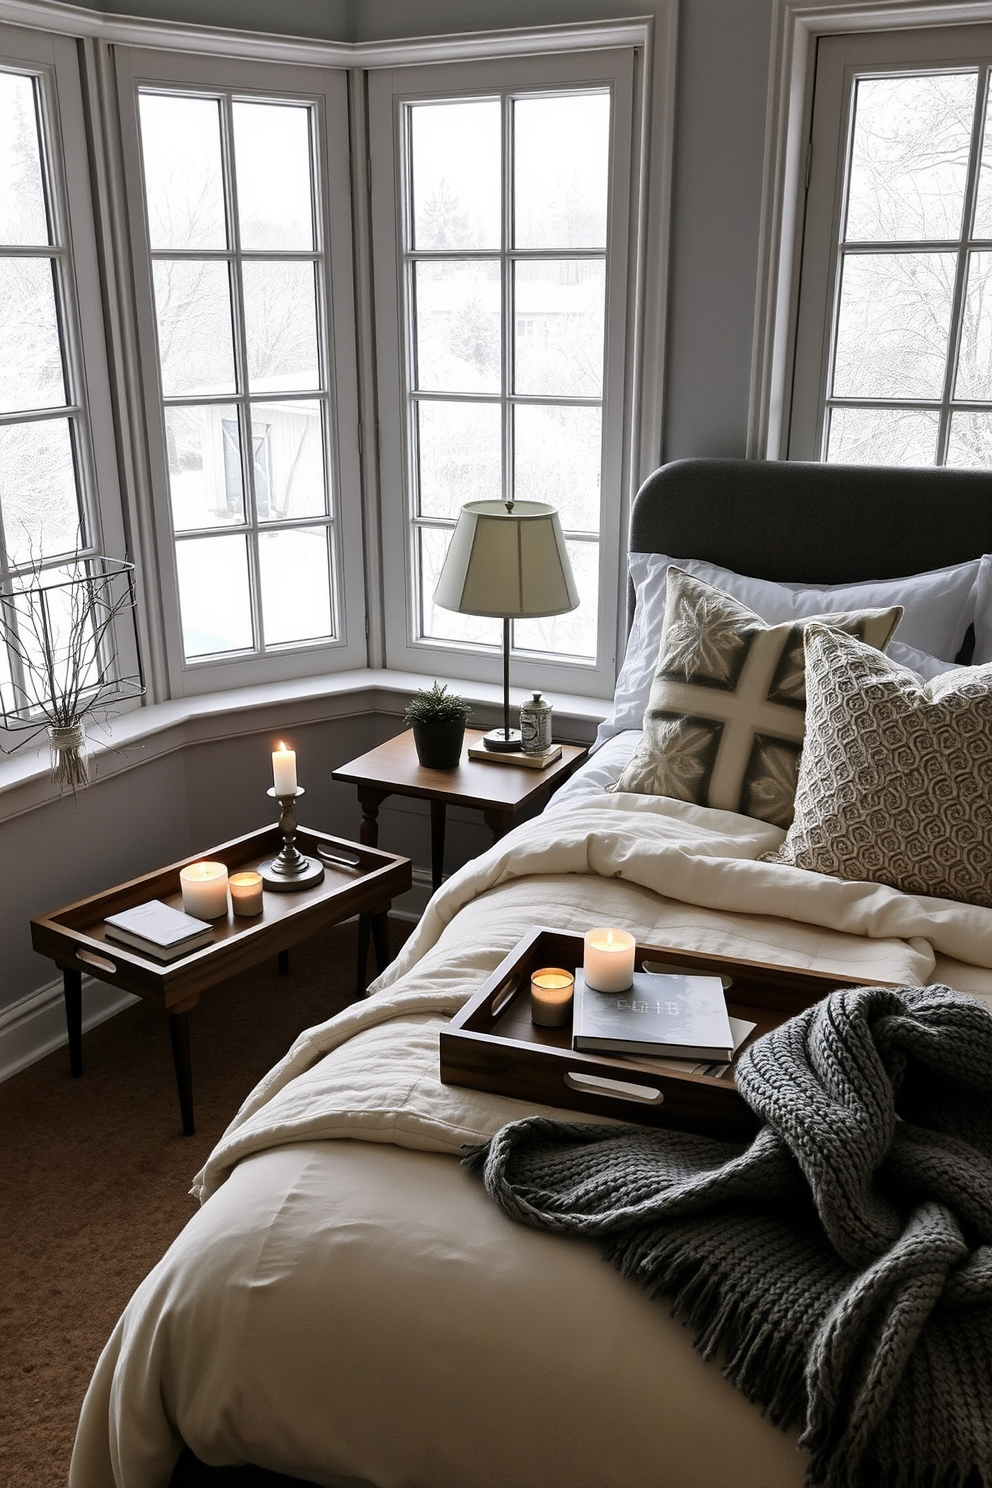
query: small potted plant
404 682 471 769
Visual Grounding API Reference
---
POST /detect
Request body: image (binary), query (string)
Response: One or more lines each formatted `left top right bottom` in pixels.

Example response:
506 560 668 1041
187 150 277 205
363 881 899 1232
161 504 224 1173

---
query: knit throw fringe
464 985 992 1488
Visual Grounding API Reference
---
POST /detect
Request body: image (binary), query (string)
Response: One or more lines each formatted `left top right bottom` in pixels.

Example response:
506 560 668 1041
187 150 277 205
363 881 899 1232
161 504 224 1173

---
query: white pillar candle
583 927 636 992
530 968 575 1027
229 871 264 917
272 741 297 796
180 861 230 920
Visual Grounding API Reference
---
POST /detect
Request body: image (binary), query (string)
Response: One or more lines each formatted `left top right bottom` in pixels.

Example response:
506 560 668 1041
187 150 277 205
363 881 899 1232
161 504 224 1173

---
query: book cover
572 969 734 1060
104 923 213 961
466 744 562 769
104 898 212 948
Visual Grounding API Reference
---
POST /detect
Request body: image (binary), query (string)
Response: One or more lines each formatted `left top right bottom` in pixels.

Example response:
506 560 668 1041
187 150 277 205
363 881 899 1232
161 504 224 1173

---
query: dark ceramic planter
411 718 466 770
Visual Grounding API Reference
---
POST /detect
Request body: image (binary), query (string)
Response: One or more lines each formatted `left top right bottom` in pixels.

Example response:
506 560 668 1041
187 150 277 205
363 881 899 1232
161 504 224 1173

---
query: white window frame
369 47 642 702
790 23 992 460
749 0 992 462
113 45 366 697
0 22 138 741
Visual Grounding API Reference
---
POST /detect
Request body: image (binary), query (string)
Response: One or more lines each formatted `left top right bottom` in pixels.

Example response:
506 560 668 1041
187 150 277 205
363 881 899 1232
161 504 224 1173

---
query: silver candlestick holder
259 786 325 891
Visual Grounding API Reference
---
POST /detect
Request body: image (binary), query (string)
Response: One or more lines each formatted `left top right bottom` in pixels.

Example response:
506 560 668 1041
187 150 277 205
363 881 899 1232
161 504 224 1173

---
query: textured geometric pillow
609 568 902 827
765 625 992 906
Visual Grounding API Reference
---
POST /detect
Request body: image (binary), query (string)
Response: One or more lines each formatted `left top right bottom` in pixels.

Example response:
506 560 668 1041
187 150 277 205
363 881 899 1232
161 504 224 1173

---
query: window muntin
402 86 612 667
135 86 336 663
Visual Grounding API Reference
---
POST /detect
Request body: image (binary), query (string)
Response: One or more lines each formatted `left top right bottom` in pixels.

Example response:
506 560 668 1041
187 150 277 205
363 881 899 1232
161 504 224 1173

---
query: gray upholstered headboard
628 459 992 585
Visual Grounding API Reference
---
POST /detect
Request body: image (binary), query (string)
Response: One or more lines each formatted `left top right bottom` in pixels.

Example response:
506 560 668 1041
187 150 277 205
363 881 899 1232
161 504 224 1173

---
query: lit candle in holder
180 861 229 920
229 871 264 917
583 928 636 992
272 742 297 796
530 968 575 1027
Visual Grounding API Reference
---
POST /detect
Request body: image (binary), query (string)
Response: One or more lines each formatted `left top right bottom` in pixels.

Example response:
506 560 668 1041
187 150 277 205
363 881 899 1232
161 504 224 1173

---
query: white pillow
595 551 987 750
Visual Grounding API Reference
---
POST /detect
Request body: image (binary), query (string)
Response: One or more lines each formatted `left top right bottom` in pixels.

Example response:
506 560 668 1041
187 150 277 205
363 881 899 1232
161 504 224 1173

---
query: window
790 24 992 465
370 50 638 699
0 25 135 730
115 48 365 694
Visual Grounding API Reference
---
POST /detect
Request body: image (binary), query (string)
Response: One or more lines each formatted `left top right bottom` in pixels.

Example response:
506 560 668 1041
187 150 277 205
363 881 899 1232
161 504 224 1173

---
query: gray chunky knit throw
464 985 992 1488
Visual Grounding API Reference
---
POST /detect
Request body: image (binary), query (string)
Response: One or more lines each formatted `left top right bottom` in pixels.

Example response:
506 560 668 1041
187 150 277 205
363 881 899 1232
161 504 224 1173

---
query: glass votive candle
229 871 264 917
530 968 575 1027
179 861 229 919
583 927 636 992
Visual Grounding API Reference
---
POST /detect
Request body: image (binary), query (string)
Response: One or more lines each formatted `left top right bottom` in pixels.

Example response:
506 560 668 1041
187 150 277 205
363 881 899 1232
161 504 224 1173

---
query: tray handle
75 947 119 976
565 1070 664 1105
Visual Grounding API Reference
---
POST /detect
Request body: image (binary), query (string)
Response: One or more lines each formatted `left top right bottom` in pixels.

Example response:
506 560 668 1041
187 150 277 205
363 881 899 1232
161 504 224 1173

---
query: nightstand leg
370 912 390 973
168 1010 195 1136
483 807 514 844
358 786 384 847
356 913 372 998
430 799 447 889
63 969 83 1078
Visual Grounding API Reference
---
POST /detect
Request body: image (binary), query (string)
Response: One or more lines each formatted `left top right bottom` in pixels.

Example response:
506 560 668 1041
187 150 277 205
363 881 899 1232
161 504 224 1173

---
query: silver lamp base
482 727 523 752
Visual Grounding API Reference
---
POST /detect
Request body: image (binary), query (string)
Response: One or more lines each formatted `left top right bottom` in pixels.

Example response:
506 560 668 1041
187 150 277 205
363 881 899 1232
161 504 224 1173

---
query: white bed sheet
70 794 992 1488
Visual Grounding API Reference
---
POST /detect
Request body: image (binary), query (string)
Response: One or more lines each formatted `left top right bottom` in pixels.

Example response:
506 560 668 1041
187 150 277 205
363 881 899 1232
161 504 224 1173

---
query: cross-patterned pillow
609 568 902 827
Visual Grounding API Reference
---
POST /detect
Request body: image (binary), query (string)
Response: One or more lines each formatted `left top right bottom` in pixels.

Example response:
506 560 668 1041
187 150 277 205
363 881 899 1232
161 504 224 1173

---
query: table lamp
434 499 579 751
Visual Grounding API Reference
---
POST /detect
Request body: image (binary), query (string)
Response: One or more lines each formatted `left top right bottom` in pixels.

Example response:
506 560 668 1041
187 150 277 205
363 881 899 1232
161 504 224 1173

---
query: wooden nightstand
333 728 589 891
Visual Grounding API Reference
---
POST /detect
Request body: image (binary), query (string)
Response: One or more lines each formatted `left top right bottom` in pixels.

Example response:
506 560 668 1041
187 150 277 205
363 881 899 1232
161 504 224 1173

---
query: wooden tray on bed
440 928 895 1139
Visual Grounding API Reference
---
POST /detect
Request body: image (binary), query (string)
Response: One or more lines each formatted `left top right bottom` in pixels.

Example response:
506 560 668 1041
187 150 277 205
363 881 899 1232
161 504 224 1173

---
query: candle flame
607 929 614 947
276 740 287 752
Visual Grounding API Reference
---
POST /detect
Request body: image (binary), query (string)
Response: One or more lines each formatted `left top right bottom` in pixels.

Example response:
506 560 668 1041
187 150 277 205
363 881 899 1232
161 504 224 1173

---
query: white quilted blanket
193 793 992 1201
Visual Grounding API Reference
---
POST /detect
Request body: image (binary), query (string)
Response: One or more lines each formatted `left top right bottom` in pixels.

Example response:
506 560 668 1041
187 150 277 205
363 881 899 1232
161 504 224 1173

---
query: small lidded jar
519 692 552 753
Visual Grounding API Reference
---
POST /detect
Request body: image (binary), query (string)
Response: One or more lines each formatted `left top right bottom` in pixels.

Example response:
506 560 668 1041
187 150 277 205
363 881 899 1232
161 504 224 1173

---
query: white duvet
70 794 992 1488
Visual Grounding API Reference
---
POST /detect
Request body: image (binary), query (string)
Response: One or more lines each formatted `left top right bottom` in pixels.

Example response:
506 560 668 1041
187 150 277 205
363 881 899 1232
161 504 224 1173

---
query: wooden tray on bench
440 927 895 1139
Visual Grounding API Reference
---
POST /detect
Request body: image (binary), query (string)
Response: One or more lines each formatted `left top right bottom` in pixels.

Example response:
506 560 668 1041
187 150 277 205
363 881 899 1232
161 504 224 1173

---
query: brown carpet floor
0 918 411 1488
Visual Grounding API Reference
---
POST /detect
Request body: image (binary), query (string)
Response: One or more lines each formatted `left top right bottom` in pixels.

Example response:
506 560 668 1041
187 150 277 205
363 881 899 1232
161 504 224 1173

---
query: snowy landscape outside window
403 88 612 663
799 43 992 467
135 88 338 662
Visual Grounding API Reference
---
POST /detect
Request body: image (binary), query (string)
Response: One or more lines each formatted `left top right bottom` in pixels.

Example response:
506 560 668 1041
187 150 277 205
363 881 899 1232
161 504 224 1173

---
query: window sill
0 667 609 821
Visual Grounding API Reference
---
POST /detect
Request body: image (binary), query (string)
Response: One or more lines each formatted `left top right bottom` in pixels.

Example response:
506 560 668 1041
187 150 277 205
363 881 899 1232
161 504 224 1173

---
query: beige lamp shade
434 501 579 619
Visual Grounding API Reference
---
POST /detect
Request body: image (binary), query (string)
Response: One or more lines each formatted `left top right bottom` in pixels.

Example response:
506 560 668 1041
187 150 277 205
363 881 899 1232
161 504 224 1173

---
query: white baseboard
0 867 435 1083
0 974 140 1084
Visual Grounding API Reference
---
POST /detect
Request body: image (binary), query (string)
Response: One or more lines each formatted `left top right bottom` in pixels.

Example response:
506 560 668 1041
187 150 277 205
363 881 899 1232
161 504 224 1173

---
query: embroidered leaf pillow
609 567 902 827
765 624 992 906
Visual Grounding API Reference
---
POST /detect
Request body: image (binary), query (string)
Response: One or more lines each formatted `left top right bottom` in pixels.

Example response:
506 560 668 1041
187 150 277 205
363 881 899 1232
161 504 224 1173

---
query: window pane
845 73 975 243
955 252 992 399
233 101 314 252
242 261 319 393
946 411 992 467
832 252 954 399
514 538 597 659
138 93 226 251
250 400 326 520
0 418 81 562
165 403 245 530
419 525 501 645
176 534 253 657
411 100 500 251
514 405 601 531
0 72 48 246
417 400 501 518
514 260 605 397
824 405 938 464
258 526 332 644
414 261 501 394
0 257 65 413
152 259 236 397
970 79 992 237
514 92 610 249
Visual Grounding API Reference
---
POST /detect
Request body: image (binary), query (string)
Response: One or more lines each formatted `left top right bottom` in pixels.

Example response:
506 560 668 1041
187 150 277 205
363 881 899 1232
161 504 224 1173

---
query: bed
69 458 992 1488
